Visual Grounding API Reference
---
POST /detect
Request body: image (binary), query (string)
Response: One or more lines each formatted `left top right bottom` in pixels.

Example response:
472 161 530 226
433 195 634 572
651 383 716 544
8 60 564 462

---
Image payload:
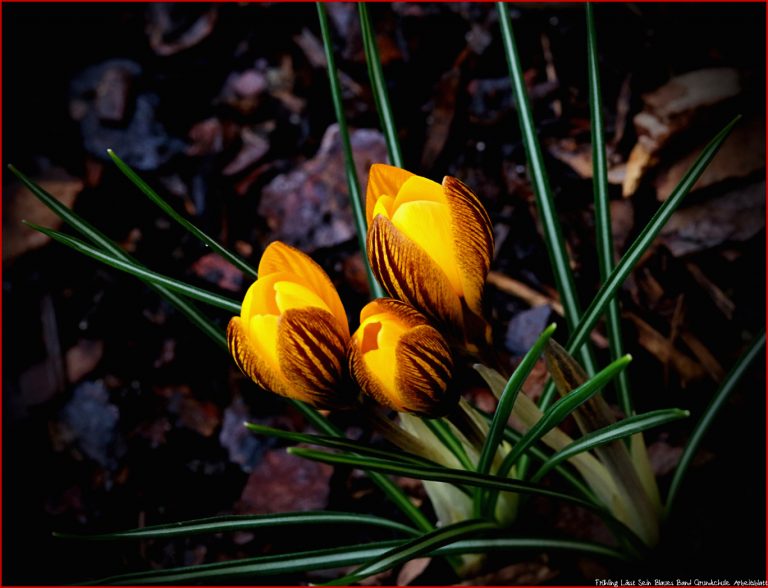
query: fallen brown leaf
625 313 706 386
659 181 765 256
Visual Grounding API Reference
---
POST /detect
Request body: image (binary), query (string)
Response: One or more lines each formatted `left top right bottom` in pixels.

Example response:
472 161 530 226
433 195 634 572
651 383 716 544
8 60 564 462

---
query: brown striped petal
367 214 463 337
348 298 455 416
257 242 349 337
365 164 415 226
441 176 494 317
395 324 456 417
227 316 291 395
278 307 352 409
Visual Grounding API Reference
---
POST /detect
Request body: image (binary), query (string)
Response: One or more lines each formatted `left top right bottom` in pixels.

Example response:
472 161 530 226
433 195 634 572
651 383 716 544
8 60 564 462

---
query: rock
70 60 183 170
258 125 387 251
505 305 553 356
58 381 120 469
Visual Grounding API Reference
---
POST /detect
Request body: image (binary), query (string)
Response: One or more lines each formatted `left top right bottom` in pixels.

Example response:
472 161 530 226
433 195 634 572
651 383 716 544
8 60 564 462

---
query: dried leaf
659 181 765 256
655 121 765 201
236 449 333 514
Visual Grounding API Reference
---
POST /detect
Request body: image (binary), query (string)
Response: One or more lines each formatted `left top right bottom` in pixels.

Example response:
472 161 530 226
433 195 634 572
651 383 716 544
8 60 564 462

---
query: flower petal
365 164 414 226
395 324 455 416
227 316 289 395
367 215 463 335
278 308 352 408
390 199 463 297
258 242 349 338
441 176 494 316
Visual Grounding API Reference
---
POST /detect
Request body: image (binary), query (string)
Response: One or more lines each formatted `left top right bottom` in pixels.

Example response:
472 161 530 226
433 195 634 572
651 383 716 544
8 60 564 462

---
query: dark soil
2 3 765 585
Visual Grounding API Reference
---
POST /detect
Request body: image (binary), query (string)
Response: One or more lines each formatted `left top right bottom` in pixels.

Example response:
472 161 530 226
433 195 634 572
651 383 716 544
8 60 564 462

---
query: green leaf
288 446 634 535
323 519 498 586
287 401 435 534
484 354 631 517
497 2 596 378
25 223 242 314
665 330 765 515
55 511 420 541
244 422 438 468
586 3 633 417
531 408 689 483
107 149 258 279
316 3 385 299
499 426 597 502
85 535 627 584
8 164 227 349
85 540 405 585
359 3 403 168
547 115 742 407
474 324 556 516
422 418 475 471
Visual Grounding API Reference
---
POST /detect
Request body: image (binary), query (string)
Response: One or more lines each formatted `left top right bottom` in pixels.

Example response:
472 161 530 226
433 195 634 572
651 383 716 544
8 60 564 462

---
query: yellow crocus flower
365 164 494 349
227 241 352 408
348 298 455 417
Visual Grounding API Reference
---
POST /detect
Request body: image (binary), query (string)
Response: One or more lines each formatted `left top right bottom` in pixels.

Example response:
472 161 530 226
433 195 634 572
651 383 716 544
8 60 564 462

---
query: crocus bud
227 241 352 409
348 298 455 417
365 164 494 349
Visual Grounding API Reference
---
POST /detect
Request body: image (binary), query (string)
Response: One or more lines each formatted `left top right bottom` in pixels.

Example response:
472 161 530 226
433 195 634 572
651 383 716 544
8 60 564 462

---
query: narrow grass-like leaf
288 400 435 534
497 2 596 377
292 448 598 512
531 408 689 484
359 3 403 168
324 519 498 586
9 164 226 349
26 223 241 314
546 116 742 407
290 447 644 551
484 354 631 517
86 540 405 585
499 426 596 502
422 418 475 471
107 149 258 279
665 330 765 515
317 3 385 299
245 422 437 468
86 535 627 584
56 511 419 542
586 3 633 417
474 324 556 516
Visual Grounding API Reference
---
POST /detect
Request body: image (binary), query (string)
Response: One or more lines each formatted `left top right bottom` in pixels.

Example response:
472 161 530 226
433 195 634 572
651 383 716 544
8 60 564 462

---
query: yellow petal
372 195 395 221
393 175 446 208
367 215 463 337
441 176 494 316
248 313 281 378
258 242 349 338
241 272 282 319
390 200 463 297
273 280 331 314
278 308 352 408
227 316 289 395
365 164 414 226
349 324 403 413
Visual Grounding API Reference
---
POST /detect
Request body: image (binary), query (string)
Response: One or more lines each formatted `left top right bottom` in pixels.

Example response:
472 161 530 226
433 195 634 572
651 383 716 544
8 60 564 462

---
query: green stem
317 3 385 299
586 3 633 417
497 2 596 379
359 3 404 168
665 330 765 515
